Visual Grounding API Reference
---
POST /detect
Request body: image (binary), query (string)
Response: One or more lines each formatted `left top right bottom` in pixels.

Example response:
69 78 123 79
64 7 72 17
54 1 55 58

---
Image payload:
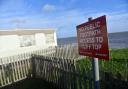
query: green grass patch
76 48 128 80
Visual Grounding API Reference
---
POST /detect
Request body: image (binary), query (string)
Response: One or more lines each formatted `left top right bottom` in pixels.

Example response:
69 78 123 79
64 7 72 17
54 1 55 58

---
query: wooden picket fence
0 47 56 87
32 55 93 89
0 57 31 87
0 45 87 88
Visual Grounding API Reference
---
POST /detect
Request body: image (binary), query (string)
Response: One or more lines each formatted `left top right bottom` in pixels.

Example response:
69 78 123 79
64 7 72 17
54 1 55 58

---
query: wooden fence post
31 55 36 78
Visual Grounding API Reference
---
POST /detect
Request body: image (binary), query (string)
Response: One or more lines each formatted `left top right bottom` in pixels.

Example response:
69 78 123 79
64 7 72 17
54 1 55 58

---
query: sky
0 0 128 38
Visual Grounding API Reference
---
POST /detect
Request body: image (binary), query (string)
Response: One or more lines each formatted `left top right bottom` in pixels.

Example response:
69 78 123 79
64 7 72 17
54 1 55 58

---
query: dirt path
1 78 58 89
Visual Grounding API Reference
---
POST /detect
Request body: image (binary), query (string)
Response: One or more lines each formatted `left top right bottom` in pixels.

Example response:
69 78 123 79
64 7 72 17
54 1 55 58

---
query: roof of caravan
0 28 56 35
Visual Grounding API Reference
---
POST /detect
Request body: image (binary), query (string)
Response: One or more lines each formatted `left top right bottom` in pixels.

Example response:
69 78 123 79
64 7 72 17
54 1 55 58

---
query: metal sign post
92 58 100 89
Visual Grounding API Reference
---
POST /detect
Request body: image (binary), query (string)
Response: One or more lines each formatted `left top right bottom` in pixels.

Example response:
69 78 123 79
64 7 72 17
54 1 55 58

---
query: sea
57 31 128 49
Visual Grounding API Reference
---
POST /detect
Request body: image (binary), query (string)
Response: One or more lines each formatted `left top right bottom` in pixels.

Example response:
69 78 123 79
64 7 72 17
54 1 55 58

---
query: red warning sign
76 15 109 60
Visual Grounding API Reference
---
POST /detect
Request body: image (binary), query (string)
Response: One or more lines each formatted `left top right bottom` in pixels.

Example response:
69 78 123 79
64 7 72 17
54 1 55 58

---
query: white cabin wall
0 30 57 53
0 35 20 51
35 33 46 48
46 32 57 47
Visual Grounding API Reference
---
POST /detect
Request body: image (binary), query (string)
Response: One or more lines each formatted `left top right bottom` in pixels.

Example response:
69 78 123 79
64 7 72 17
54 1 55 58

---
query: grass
76 48 128 80
110 48 128 61
101 48 128 79
75 48 128 89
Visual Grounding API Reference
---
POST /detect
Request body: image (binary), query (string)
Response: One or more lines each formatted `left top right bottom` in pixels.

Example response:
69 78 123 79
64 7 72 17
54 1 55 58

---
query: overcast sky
0 0 128 38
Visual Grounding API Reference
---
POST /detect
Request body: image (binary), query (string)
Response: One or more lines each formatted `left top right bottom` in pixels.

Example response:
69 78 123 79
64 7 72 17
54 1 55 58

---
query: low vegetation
77 48 128 79
76 48 128 89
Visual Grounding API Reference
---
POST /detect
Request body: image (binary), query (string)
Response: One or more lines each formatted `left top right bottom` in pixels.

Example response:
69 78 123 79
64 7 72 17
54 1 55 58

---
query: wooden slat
77 64 83 89
1 58 7 86
13 56 18 81
0 59 4 86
